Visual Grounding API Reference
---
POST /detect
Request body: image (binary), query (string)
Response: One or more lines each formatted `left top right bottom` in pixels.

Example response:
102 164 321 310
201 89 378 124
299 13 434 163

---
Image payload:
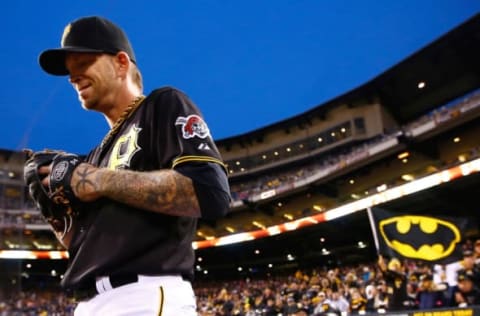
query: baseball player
27 16 231 315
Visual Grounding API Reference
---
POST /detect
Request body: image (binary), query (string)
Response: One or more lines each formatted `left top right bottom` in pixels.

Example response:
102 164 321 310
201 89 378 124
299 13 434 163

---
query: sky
1 1 479 155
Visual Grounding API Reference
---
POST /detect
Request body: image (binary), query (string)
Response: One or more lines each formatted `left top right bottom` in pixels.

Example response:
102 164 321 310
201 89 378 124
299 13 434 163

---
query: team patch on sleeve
175 115 211 139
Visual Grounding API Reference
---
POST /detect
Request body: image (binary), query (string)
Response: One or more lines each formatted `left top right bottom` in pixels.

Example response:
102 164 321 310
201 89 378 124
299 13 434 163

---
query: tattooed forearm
100 169 201 218
74 165 99 194
70 163 103 202
71 163 201 217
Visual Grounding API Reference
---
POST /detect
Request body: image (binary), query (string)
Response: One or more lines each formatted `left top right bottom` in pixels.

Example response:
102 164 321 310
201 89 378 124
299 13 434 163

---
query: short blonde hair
130 63 143 91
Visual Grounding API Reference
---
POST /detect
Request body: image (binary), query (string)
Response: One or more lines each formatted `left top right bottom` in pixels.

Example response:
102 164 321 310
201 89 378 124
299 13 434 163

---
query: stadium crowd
1 240 479 316
0 88 479 315
230 88 480 204
194 241 480 315
0 290 76 316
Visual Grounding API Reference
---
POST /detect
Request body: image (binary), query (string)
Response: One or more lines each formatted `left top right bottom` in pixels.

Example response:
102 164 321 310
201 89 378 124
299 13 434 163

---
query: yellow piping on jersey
157 286 164 316
172 155 226 171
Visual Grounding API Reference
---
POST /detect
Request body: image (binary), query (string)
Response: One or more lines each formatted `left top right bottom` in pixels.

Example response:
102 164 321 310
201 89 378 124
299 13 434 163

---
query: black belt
106 274 139 289
74 275 139 301
73 274 191 301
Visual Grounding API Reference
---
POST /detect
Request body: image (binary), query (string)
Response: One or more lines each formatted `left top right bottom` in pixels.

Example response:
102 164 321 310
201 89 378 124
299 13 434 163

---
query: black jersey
61 87 230 290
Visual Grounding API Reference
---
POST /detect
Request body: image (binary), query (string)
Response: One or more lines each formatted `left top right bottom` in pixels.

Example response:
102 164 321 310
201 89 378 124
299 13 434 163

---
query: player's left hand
24 150 83 238
39 152 83 204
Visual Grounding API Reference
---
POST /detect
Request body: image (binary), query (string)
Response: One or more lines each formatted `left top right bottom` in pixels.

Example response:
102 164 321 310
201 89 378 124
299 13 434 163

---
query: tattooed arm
70 163 201 218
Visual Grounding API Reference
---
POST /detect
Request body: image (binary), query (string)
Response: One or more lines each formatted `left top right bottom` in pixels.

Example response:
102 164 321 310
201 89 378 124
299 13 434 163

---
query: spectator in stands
474 239 480 265
296 293 315 315
349 287 367 314
451 248 479 304
283 295 299 315
319 276 332 293
263 286 276 302
444 248 474 305
274 296 286 315
305 284 321 301
458 249 480 284
360 265 374 284
377 256 409 311
344 270 360 288
415 274 446 309
326 269 342 292
256 286 275 312
213 287 229 309
454 270 480 307
285 280 302 303
312 291 330 315
294 308 309 316
364 281 377 312
373 280 389 311
326 290 350 314
404 280 418 309
262 297 281 316
240 287 255 313
432 263 448 290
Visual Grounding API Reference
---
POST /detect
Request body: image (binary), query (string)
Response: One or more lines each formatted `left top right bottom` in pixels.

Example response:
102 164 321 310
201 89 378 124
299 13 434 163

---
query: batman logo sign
379 215 461 261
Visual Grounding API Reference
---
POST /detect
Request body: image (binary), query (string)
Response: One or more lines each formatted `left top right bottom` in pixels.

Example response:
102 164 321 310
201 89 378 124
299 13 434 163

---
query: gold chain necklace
99 95 146 149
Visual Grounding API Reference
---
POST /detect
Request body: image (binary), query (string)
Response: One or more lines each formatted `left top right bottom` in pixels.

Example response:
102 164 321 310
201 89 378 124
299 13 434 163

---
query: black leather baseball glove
24 149 83 237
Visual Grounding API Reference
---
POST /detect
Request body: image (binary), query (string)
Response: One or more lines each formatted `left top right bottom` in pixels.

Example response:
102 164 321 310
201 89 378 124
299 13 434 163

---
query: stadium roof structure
190 13 480 272
217 13 480 145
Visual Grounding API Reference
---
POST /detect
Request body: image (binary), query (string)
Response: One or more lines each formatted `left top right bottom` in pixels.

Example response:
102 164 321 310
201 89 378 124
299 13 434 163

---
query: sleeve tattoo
75 166 201 218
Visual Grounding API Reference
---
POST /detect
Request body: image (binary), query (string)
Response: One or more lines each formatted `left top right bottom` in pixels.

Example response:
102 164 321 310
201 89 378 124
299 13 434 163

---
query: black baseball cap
39 16 136 76
457 270 474 282
419 274 433 281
